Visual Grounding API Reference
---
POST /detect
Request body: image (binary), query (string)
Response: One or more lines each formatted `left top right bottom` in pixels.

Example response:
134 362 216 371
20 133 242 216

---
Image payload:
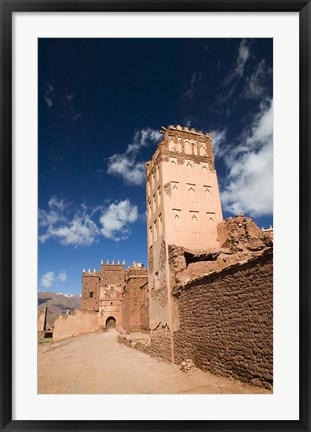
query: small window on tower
89 292 94 298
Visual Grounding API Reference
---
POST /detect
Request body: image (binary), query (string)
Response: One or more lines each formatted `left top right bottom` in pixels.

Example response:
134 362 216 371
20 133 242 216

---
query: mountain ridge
38 291 82 327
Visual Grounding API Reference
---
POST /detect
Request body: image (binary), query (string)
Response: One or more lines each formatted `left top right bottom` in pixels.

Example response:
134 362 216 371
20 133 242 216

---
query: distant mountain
38 291 81 327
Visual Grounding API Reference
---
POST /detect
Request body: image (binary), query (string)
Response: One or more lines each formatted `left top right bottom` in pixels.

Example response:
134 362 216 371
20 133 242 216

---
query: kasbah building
47 124 273 390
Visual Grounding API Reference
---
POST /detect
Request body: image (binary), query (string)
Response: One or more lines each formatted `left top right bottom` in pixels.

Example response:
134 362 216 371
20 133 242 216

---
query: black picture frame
1 1 310 431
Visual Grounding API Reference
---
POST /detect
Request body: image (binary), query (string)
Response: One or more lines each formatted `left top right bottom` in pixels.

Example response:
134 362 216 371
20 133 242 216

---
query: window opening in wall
191 213 199 232
205 186 213 204
172 182 179 200
188 185 196 202
149 226 153 244
89 292 94 298
209 216 216 234
199 143 206 156
159 214 163 236
192 142 198 155
174 211 182 232
111 302 113 305
158 187 161 205
186 161 192 169
184 140 191 154
154 220 158 241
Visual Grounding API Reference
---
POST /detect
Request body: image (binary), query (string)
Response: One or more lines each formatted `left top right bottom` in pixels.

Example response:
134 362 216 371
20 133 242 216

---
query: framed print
1 1 310 431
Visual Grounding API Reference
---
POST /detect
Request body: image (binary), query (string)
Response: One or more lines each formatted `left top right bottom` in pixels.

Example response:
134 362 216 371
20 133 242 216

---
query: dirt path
38 330 270 394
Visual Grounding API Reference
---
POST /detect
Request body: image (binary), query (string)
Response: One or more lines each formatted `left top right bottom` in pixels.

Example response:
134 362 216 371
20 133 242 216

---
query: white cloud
224 39 250 86
127 128 162 154
39 197 99 246
40 214 99 247
44 82 55 108
62 93 82 121
183 115 197 128
48 196 67 212
236 39 250 77
58 271 67 282
43 83 81 121
243 60 272 99
107 155 146 186
44 97 53 108
72 113 82 121
246 100 273 146
220 100 273 217
41 271 55 288
39 196 139 246
183 71 202 99
211 129 227 158
99 199 138 241
107 128 161 185
38 196 67 227
40 270 68 288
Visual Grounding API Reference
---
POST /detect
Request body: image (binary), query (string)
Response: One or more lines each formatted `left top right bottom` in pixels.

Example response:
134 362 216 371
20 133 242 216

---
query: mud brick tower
145 125 223 361
81 260 125 330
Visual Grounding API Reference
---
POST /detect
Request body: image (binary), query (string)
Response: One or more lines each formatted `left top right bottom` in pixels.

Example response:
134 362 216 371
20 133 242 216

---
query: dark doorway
106 316 116 329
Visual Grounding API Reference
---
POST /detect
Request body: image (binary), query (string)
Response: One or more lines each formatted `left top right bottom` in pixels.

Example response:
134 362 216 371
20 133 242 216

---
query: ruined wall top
126 267 148 279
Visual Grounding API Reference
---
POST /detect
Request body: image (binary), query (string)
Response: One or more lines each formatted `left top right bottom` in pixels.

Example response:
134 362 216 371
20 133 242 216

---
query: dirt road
38 330 270 394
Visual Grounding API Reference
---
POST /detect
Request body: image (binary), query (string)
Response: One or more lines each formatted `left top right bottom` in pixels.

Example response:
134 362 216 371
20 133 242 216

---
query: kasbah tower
146 124 223 362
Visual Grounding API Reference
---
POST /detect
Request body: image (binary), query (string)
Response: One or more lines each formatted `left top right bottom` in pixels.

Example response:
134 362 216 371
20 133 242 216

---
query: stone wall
122 269 149 333
53 310 99 342
150 324 172 362
172 249 273 389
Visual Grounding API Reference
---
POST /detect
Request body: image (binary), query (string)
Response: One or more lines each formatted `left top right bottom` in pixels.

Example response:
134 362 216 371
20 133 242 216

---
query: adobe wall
53 310 99 342
100 296 123 330
81 272 100 311
149 324 172 361
122 269 149 333
172 249 273 389
140 290 149 331
100 263 125 287
38 308 47 331
98 264 125 330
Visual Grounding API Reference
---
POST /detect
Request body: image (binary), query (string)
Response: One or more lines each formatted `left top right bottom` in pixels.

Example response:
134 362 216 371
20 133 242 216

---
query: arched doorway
105 316 116 329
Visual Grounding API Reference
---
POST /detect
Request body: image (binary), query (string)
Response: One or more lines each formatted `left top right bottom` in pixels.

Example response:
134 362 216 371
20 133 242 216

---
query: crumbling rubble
217 215 273 253
180 358 194 373
169 215 273 286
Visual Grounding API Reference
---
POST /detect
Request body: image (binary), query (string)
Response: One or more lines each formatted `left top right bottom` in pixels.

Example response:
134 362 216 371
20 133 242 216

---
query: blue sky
38 38 273 294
